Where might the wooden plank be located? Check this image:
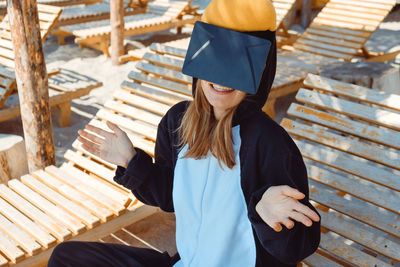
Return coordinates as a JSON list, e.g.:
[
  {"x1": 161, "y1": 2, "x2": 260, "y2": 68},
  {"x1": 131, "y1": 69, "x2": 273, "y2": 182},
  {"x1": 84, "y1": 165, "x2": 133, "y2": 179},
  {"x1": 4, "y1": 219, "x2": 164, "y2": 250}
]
[
  {"x1": 295, "y1": 39, "x2": 356, "y2": 55},
  {"x1": 59, "y1": 164, "x2": 131, "y2": 207},
  {"x1": 305, "y1": 159, "x2": 400, "y2": 213},
  {"x1": 63, "y1": 149, "x2": 119, "y2": 184},
  {"x1": 0, "y1": 184, "x2": 72, "y2": 242},
  {"x1": 303, "y1": 252, "x2": 342, "y2": 267},
  {"x1": 113, "y1": 89, "x2": 170, "y2": 116},
  {"x1": 0, "y1": 229, "x2": 25, "y2": 264},
  {"x1": 293, "y1": 43, "x2": 353, "y2": 59},
  {"x1": 149, "y1": 42, "x2": 187, "y2": 58},
  {"x1": 309, "y1": 181, "x2": 400, "y2": 237},
  {"x1": 0, "y1": 195, "x2": 56, "y2": 248},
  {"x1": 317, "y1": 13, "x2": 381, "y2": 28},
  {"x1": 301, "y1": 33, "x2": 361, "y2": 49},
  {"x1": 120, "y1": 80, "x2": 190, "y2": 106},
  {"x1": 128, "y1": 71, "x2": 191, "y2": 96},
  {"x1": 105, "y1": 100, "x2": 162, "y2": 127},
  {"x1": 21, "y1": 174, "x2": 100, "y2": 229},
  {"x1": 143, "y1": 52, "x2": 184, "y2": 71},
  {"x1": 319, "y1": 231, "x2": 392, "y2": 267},
  {"x1": 329, "y1": 0, "x2": 394, "y2": 10},
  {"x1": 306, "y1": 28, "x2": 365, "y2": 43},
  {"x1": 303, "y1": 73, "x2": 400, "y2": 112},
  {"x1": 325, "y1": 2, "x2": 388, "y2": 16},
  {"x1": 294, "y1": 139, "x2": 400, "y2": 191},
  {"x1": 0, "y1": 254, "x2": 8, "y2": 267},
  {"x1": 0, "y1": 213, "x2": 41, "y2": 256},
  {"x1": 287, "y1": 104, "x2": 400, "y2": 150},
  {"x1": 136, "y1": 61, "x2": 191, "y2": 84},
  {"x1": 319, "y1": 209, "x2": 400, "y2": 261},
  {"x1": 96, "y1": 109, "x2": 157, "y2": 141},
  {"x1": 322, "y1": 7, "x2": 384, "y2": 21},
  {"x1": 296, "y1": 88, "x2": 400, "y2": 131},
  {"x1": 282, "y1": 118, "x2": 400, "y2": 170},
  {"x1": 309, "y1": 24, "x2": 370, "y2": 38},
  {"x1": 8, "y1": 179, "x2": 86, "y2": 235},
  {"x1": 45, "y1": 166, "x2": 126, "y2": 216},
  {"x1": 32, "y1": 169, "x2": 114, "y2": 223},
  {"x1": 313, "y1": 18, "x2": 375, "y2": 32}
]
